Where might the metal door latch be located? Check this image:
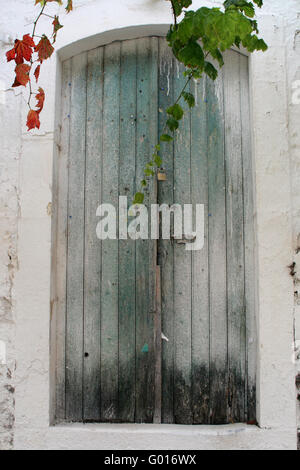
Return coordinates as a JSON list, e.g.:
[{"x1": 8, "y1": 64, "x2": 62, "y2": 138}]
[{"x1": 171, "y1": 235, "x2": 196, "y2": 244}]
